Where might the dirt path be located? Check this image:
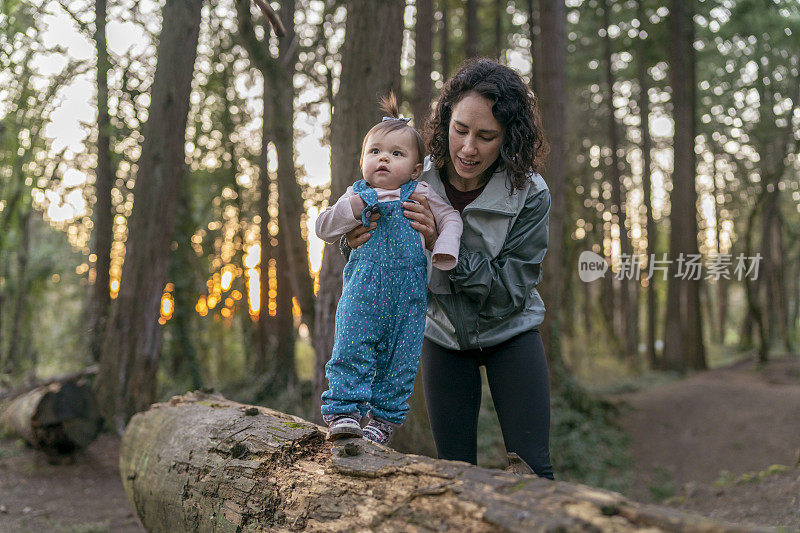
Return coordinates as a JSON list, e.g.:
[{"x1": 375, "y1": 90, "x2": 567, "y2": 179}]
[
  {"x1": 0, "y1": 434, "x2": 144, "y2": 532},
  {"x1": 616, "y1": 356, "x2": 800, "y2": 529}
]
